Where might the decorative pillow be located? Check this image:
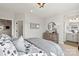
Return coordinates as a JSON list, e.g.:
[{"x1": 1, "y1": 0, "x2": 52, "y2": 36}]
[
  {"x1": 13, "y1": 36, "x2": 26, "y2": 52},
  {"x1": 0, "y1": 40, "x2": 18, "y2": 56}
]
